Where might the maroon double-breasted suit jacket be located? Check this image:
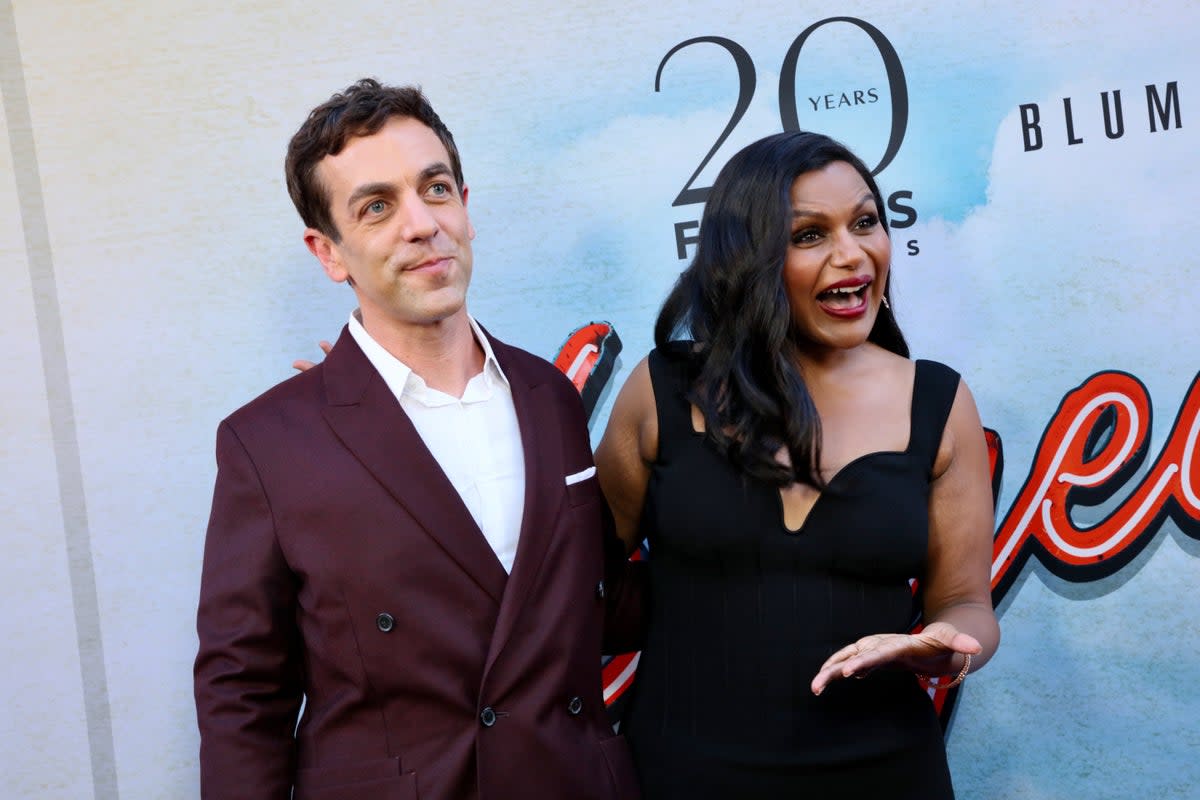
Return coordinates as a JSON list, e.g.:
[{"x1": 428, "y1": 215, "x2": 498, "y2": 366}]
[{"x1": 194, "y1": 326, "x2": 641, "y2": 799}]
